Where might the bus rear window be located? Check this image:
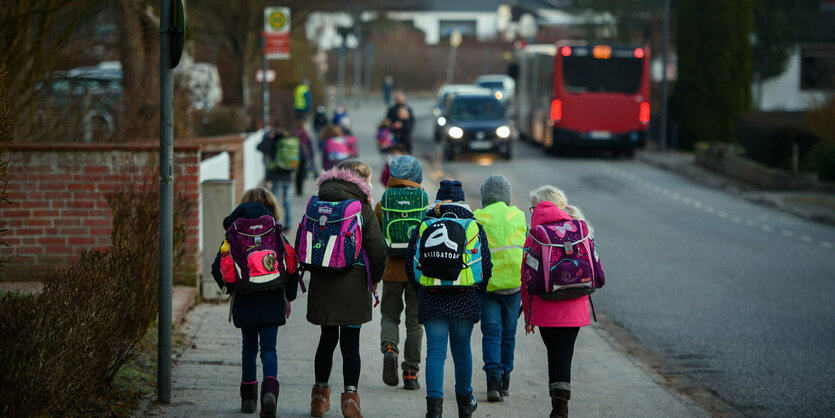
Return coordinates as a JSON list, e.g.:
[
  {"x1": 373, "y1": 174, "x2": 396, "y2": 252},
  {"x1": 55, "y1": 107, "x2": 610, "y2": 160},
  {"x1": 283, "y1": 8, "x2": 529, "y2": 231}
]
[{"x1": 562, "y1": 55, "x2": 643, "y2": 94}]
